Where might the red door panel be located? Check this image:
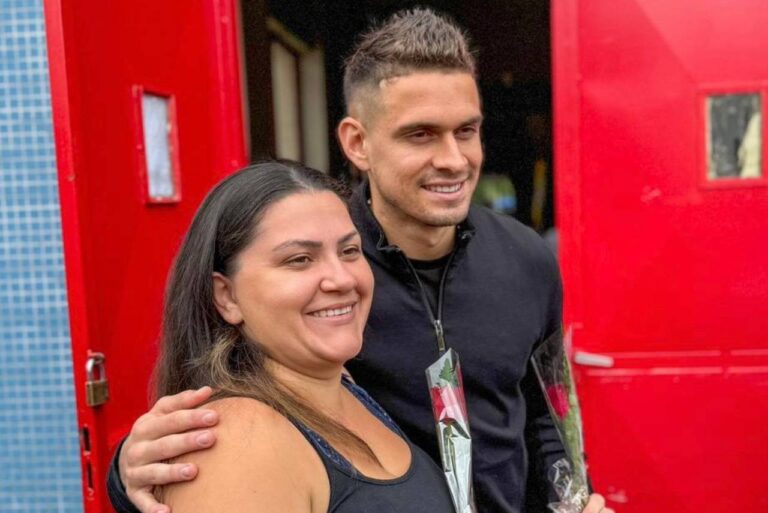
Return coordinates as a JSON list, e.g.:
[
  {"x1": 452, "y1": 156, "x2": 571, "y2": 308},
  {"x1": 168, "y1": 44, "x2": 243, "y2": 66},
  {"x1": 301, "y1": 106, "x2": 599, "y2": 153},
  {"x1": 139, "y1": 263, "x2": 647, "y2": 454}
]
[
  {"x1": 554, "y1": 1, "x2": 768, "y2": 511},
  {"x1": 45, "y1": 0, "x2": 247, "y2": 510}
]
